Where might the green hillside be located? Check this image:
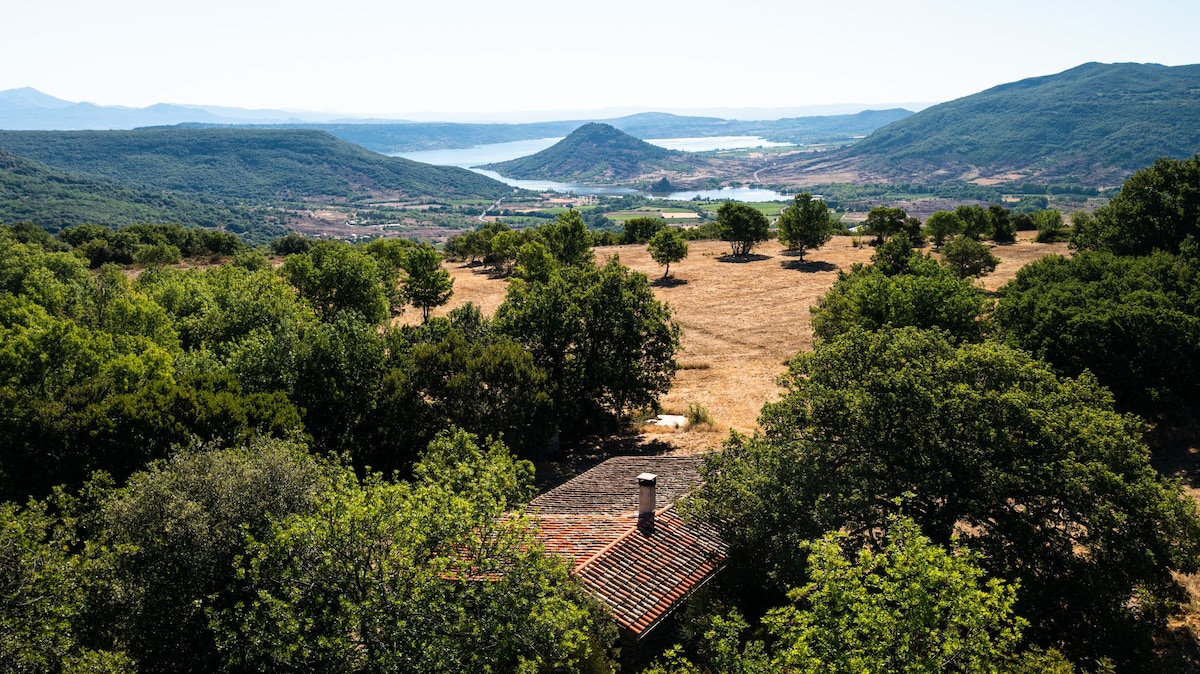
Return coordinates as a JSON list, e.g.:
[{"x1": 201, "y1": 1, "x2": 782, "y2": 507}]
[
  {"x1": 483, "y1": 122, "x2": 695, "y2": 181},
  {"x1": 0, "y1": 128, "x2": 513, "y2": 202},
  {"x1": 0, "y1": 149, "x2": 277, "y2": 236},
  {"x1": 843, "y1": 62, "x2": 1200, "y2": 185}
]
